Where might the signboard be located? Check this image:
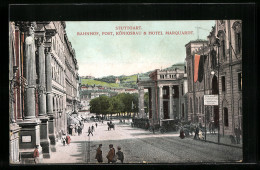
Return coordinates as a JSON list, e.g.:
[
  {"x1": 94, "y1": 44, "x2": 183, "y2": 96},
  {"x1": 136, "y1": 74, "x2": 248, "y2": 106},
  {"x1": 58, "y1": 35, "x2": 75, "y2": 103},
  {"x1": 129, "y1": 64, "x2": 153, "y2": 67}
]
[
  {"x1": 22, "y1": 136, "x2": 32, "y2": 143},
  {"x1": 204, "y1": 95, "x2": 218, "y2": 106}
]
